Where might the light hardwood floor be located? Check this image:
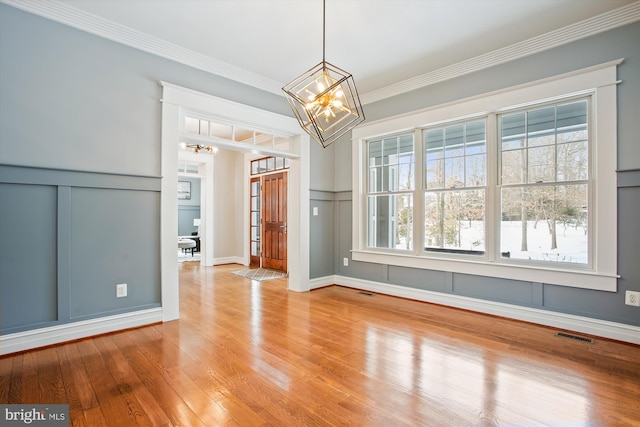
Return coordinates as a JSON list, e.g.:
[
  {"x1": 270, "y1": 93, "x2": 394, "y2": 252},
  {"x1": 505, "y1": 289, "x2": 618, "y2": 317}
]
[{"x1": 2, "y1": 262, "x2": 639, "y2": 426}]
